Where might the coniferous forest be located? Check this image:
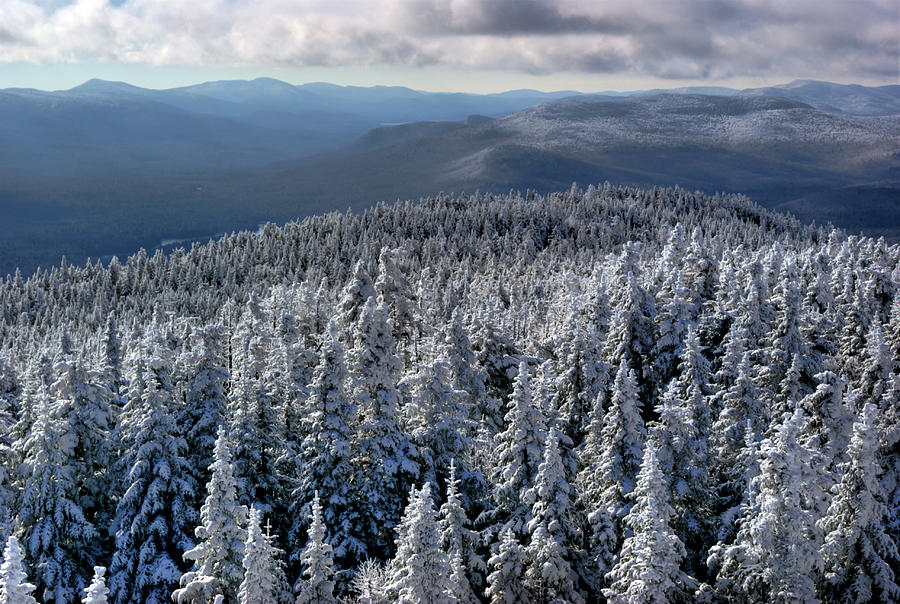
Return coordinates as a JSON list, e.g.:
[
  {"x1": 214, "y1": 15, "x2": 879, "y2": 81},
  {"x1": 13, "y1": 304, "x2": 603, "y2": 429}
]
[{"x1": 0, "y1": 184, "x2": 898, "y2": 603}]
